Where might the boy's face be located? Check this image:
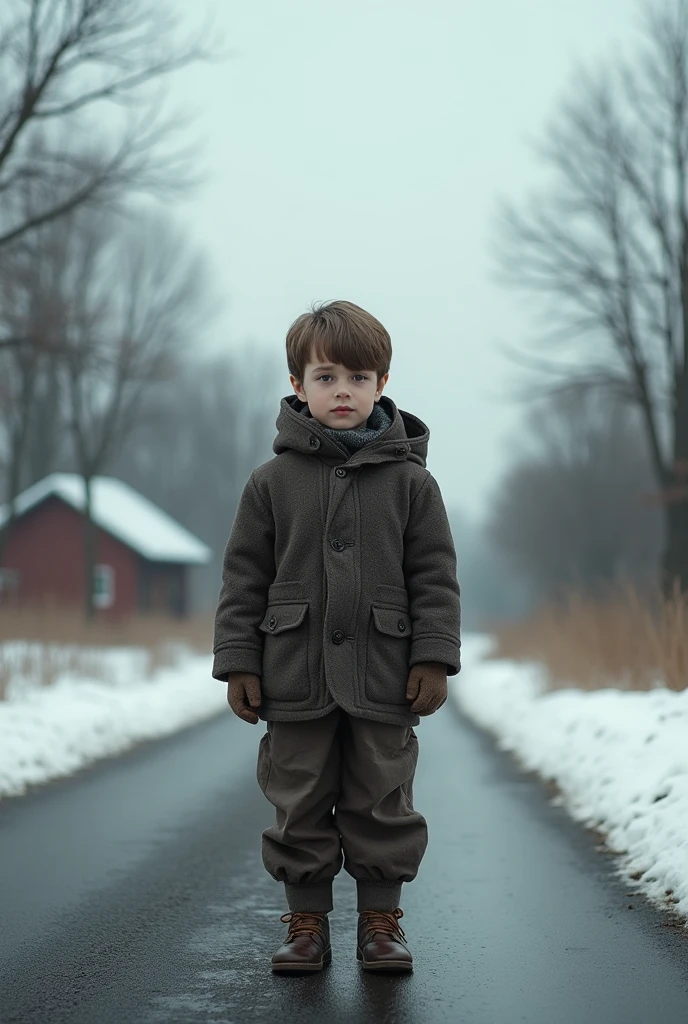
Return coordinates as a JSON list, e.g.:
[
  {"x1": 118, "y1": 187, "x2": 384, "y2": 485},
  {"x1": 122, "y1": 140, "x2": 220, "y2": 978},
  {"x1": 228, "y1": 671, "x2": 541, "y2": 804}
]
[{"x1": 290, "y1": 350, "x2": 389, "y2": 430}]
